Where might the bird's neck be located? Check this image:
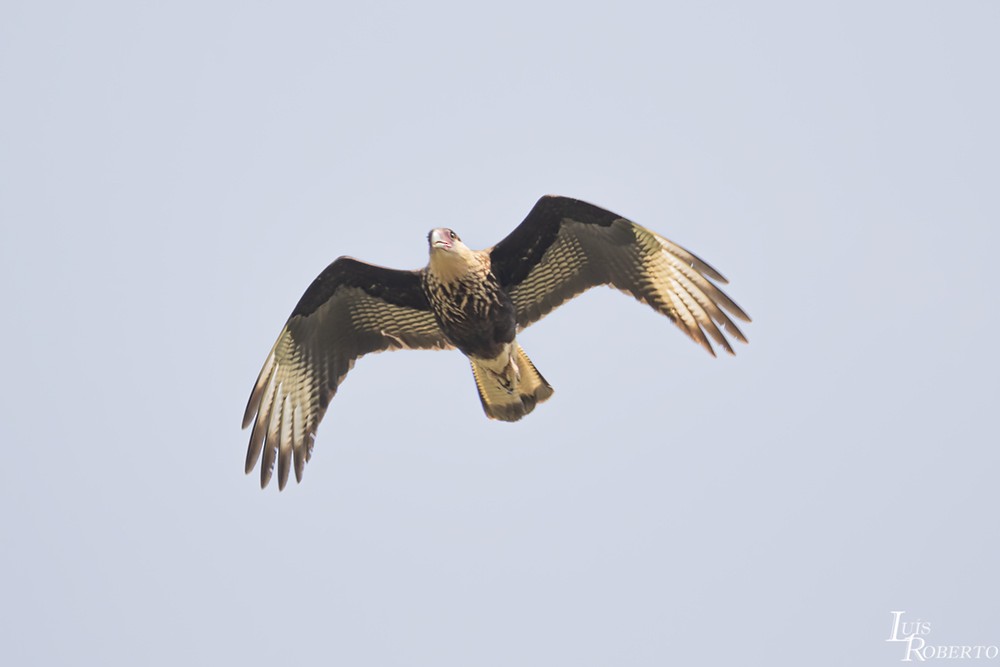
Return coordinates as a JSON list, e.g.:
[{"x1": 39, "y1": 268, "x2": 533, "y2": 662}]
[{"x1": 428, "y1": 247, "x2": 487, "y2": 284}]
